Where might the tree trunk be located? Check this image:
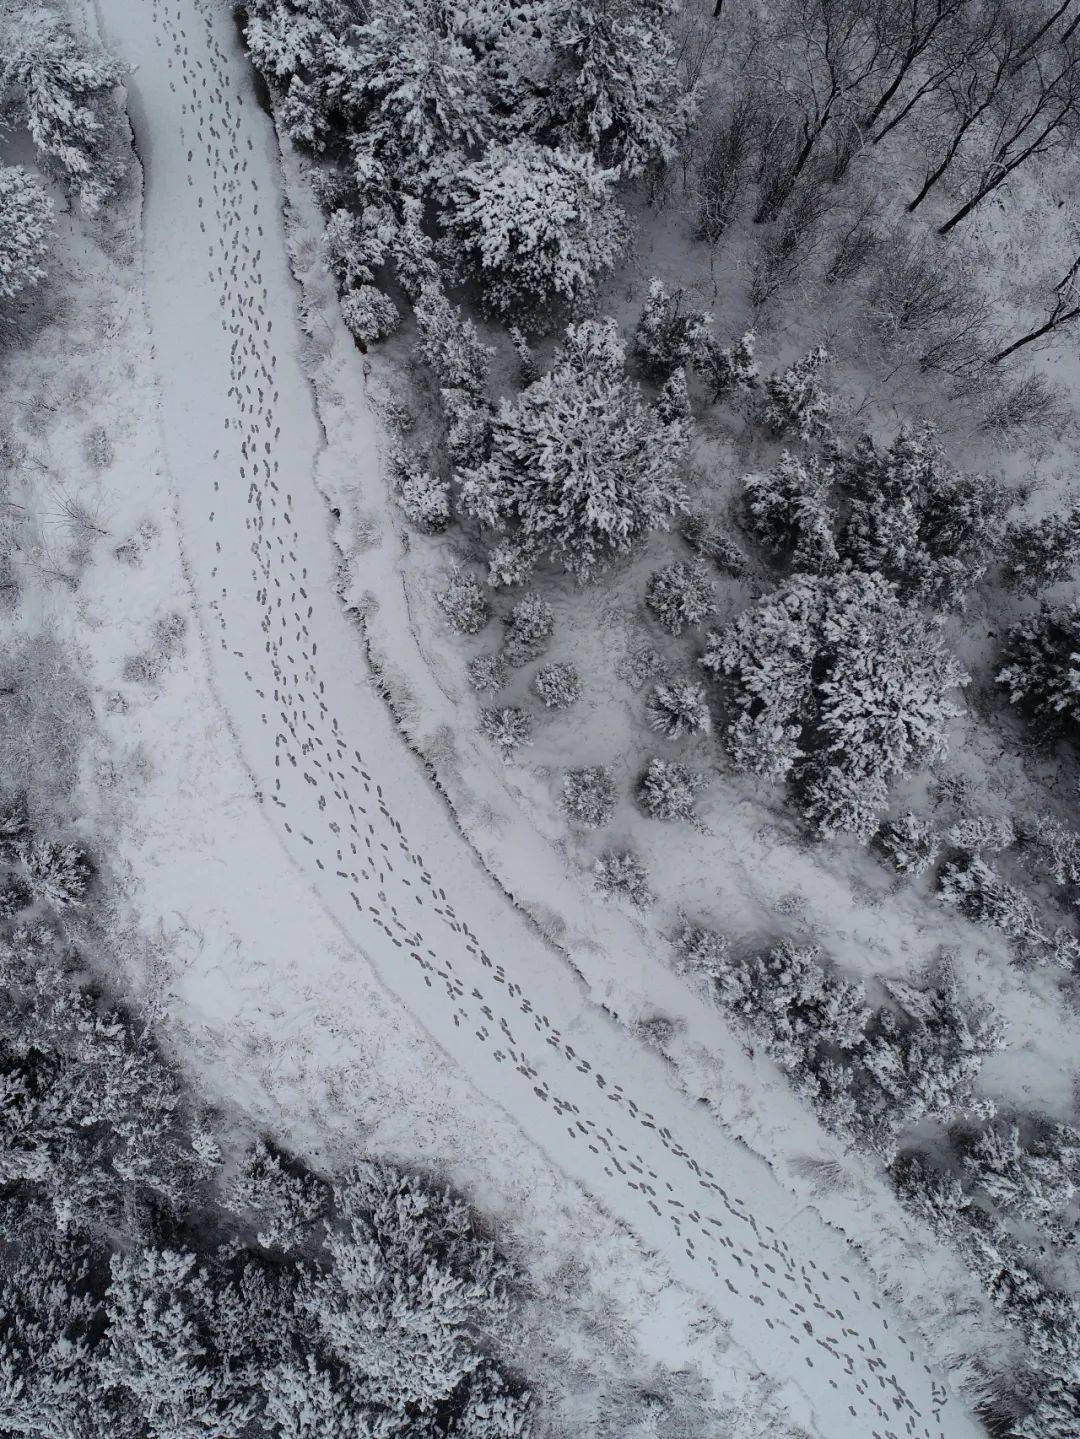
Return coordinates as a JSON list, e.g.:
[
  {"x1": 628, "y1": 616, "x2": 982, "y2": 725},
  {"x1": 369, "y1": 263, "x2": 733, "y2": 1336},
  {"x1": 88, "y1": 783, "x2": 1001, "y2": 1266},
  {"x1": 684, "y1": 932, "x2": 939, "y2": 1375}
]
[{"x1": 990, "y1": 305, "x2": 1080, "y2": 361}]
